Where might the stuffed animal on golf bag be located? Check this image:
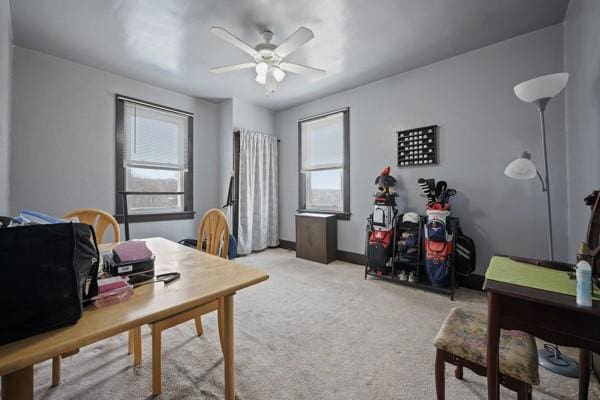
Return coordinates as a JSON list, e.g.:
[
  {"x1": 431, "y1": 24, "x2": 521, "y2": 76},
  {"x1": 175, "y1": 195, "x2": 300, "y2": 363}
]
[{"x1": 367, "y1": 167, "x2": 399, "y2": 272}]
